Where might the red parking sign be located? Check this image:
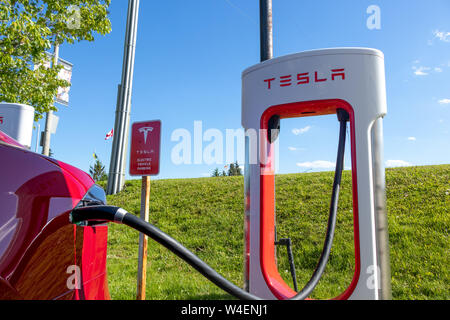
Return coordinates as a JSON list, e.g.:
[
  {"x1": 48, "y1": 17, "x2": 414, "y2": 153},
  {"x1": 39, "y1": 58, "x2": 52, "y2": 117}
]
[{"x1": 129, "y1": 120, "x2": 161, "y2": 176}]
